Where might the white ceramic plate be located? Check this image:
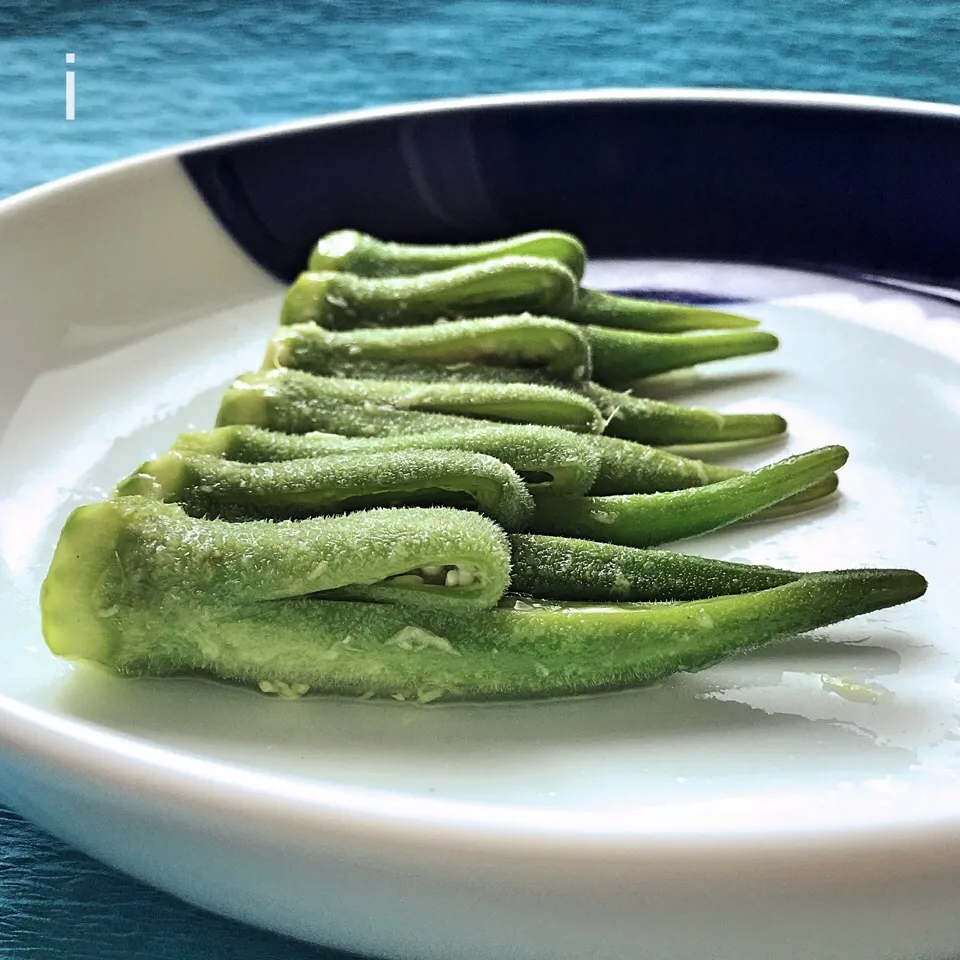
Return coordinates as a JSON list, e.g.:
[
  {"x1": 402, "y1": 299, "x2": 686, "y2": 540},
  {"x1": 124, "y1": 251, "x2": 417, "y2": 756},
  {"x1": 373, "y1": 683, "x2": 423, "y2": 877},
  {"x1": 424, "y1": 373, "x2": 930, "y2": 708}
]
[{"x1": 1, "y1": 92, "x2": 959, "y2": 960}]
